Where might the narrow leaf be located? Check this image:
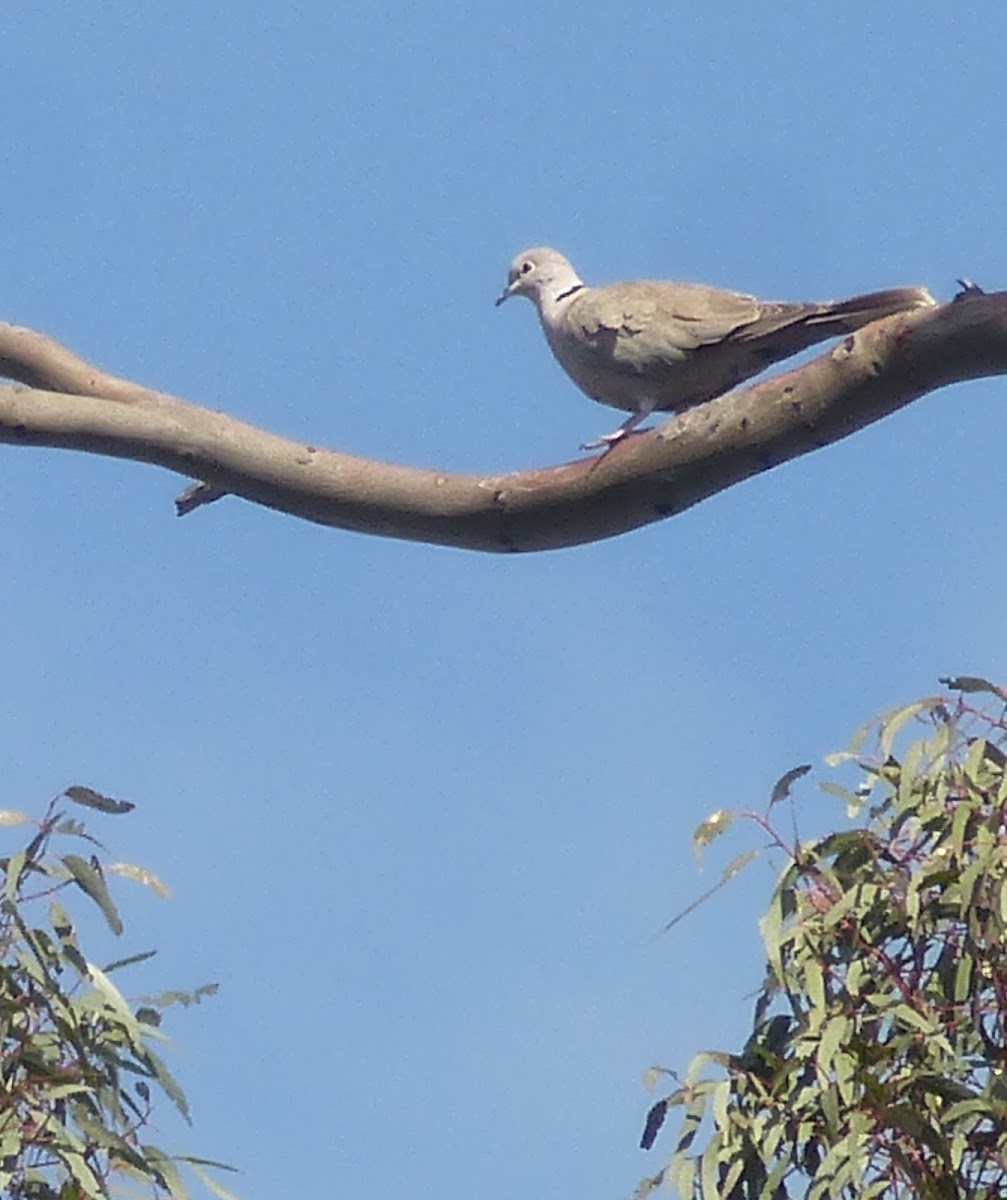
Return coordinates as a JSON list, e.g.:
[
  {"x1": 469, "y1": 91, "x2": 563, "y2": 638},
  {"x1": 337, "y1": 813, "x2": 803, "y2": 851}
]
[
  {"x1": 142, "y1": 1043, "x2": 192, "y2": 1124},
  {"x1": 107, "y1": 860, "x2": 170, "y2": 897},
  {"x1": 939, "y1": 675, "x2": 1007, "y2": 700},
  {"x1": 877, "y1": 699, "x2": 936, "y2": 759},
  {"x1": 720, "y1": 850, "x2": 759, "y2": 884},
  {"x1": 769, "y1": 764, "x2": 811, "y2": 807},
  {"x1": 86, "y1": 962, "x2": 145, "y2": 1047},
  {"x1": 49, "y1": 901, "x2": 90, "y2": 979},
  {"x1": 640, "y1": 1099, "x2": 668, "y2": 1150},
  {"x1": 140, "y1": 983, "x2": 219, "y2": 1009},
  {"x1": 185, "y1": 1159, "x2": 242, "y2": 1200},
  {"x1": 632, "y1": 1169, "x2": 666, "y2": 1200},
  {"x1": 62, "y1": 854, "x2": 123, "y2": 935},
  {"x1": 693, "y1": 809, "x2": 734, "y2": 859},
  {"x1": 103, "y1": 949, "x2": 158, "y2": 974},
  {"x1": 142, "y1": 1144, "x2": 189, "y2": 1199},
  {"x1": 174, "y1": 1155, "x2": 240, "y2": 1173},
  {"x1": 642, "y1": 1066, "x2": 671, "y2": 1092},
  {"x1": 5, "y1": 849, "x2": 26, "y2": 902},
  {"x1": 817, "y1": 780, "x2": 865, "y2": 818},
  {"x1": 64, "y1": 785, "x2": 135, "y2": 814},
  {"x1": 699, "y1": 1139, "x2": 720, "y2": 1200}
]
